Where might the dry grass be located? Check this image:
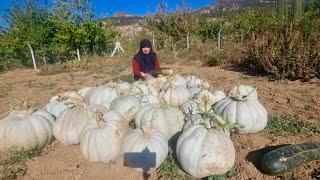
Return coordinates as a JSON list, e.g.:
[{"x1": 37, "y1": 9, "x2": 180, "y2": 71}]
[
  {"x1": 38, "y1": 53, "x2": 132, "y2": 77},
  {"x1": 33, "y1": 34, "x2": 241, "y2": 76},
  {"x1": 0, "y1": 150, "x2": 42, "y2": 179},
  {"x1": 0, "y1": 86, "x2": 12, "y2": 98},
  {"x1": 38, "y1": 64, "x2": 73, "y2": 76}
]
